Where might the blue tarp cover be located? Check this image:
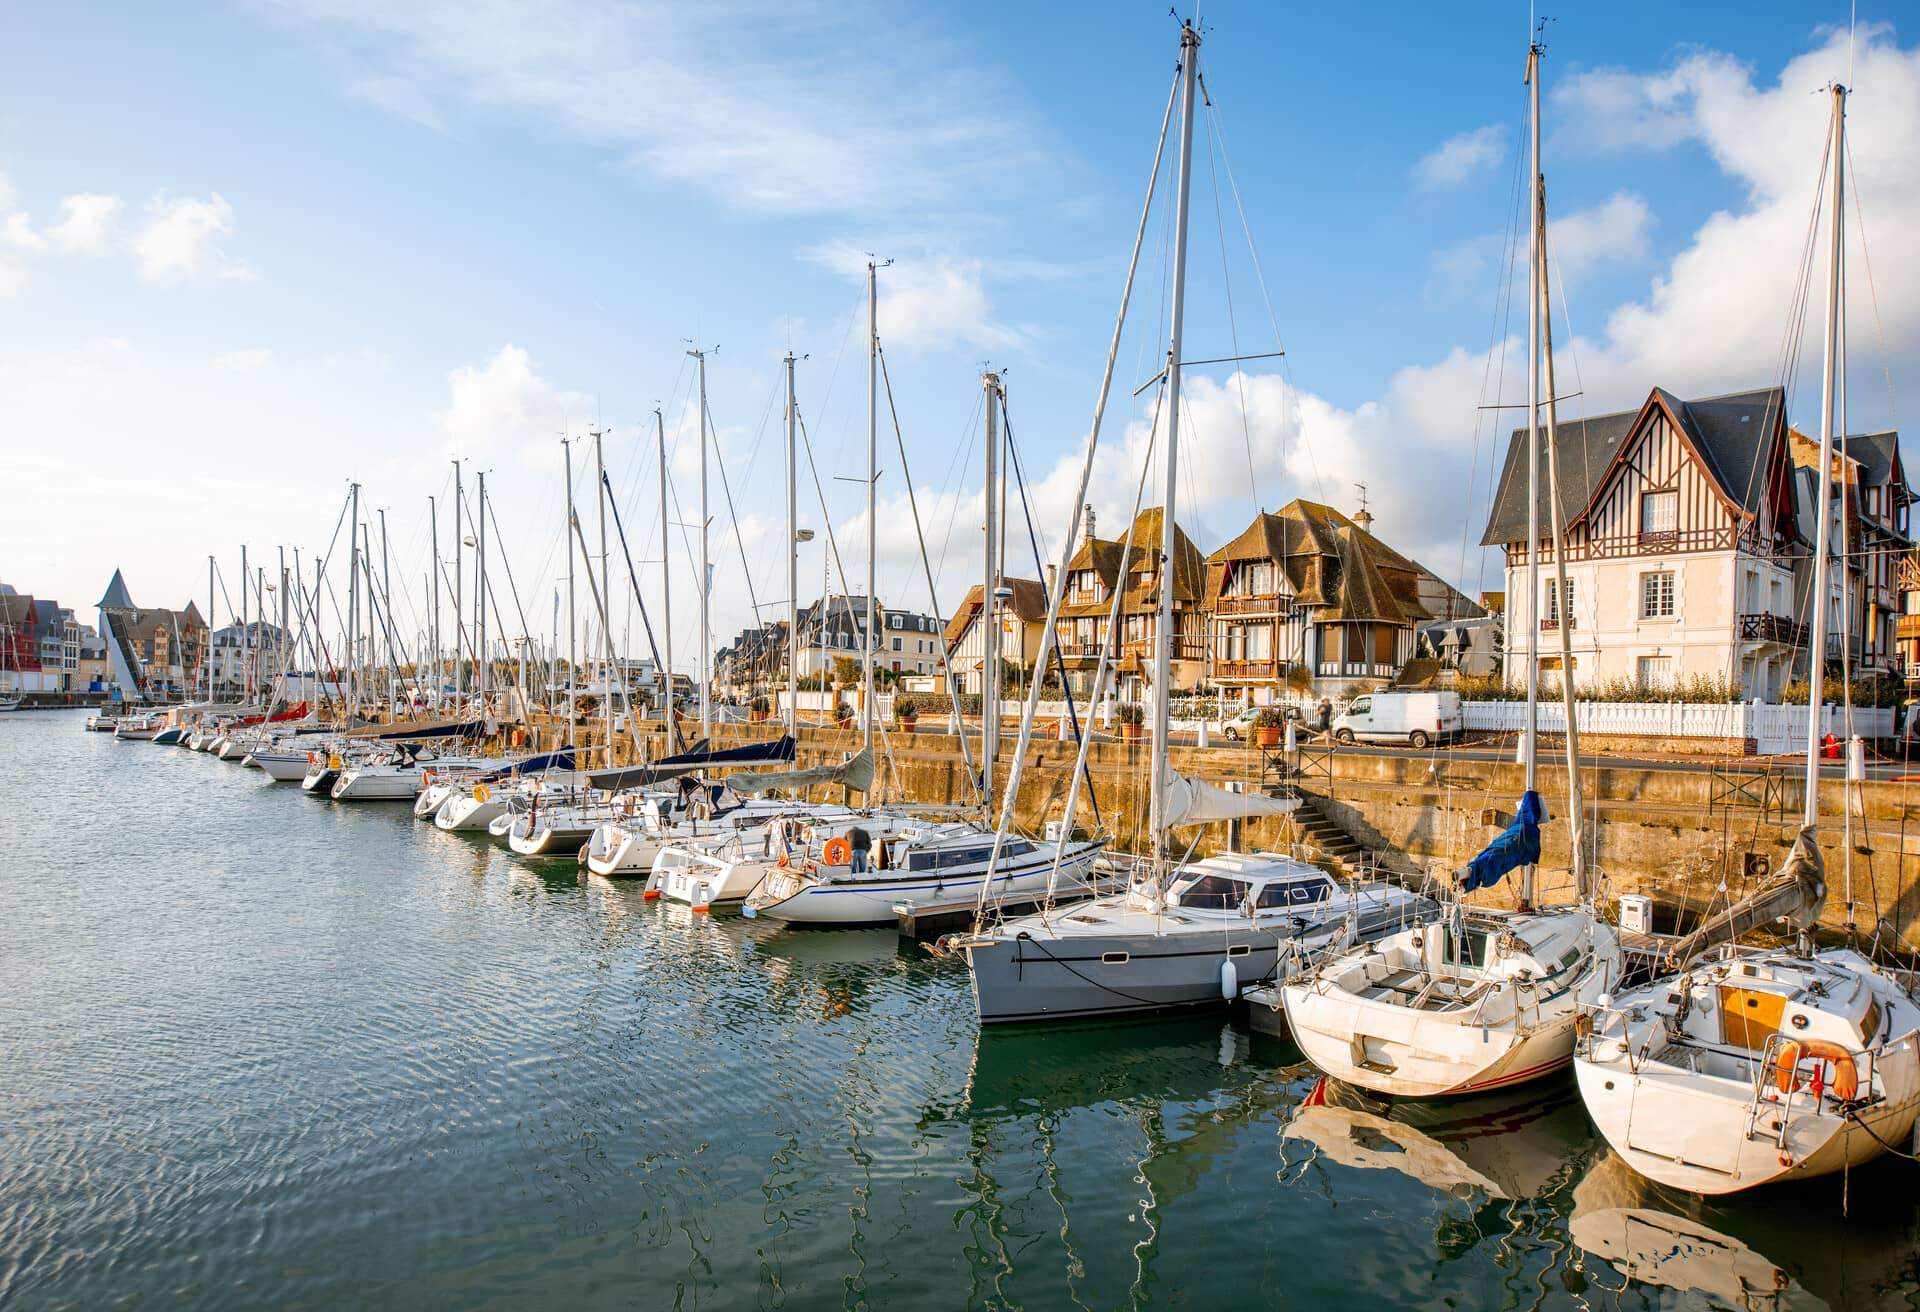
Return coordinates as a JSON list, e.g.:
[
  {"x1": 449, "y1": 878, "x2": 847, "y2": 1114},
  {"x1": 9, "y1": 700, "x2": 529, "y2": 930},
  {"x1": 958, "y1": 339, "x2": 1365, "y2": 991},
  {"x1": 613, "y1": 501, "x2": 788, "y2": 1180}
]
[{"x1": 1458, "y1": 790, "x2": 1546, "y2": 892}]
